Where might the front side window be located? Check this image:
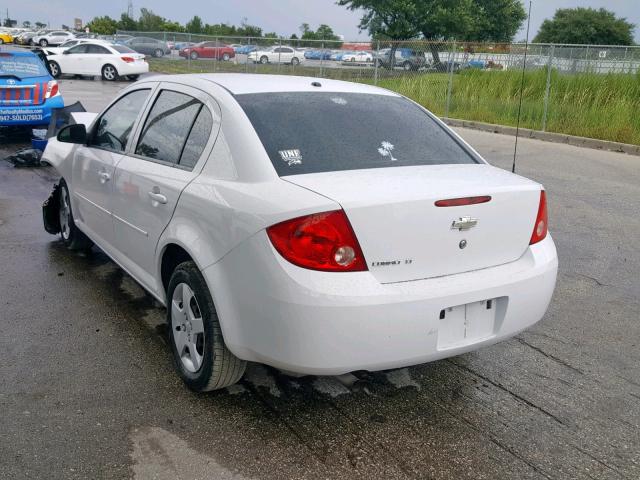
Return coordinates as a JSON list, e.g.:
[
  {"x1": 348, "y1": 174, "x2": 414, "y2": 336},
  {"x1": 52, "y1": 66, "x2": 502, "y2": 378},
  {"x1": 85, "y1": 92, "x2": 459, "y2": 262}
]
[
  {"x1": 91, "y1": 89, "x2": 150, "y2": 152},
  {"x1": 135, "y1": 90, "x2": 202, "y2": 165},
  {"x1": 236, "y1": 92, "x2": 477, "y2": 176}
]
